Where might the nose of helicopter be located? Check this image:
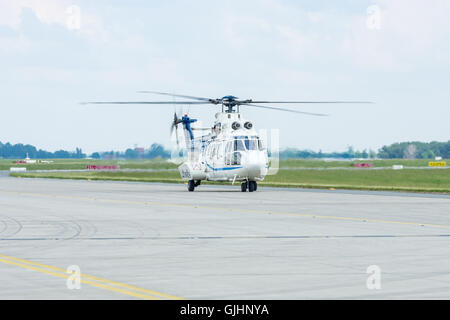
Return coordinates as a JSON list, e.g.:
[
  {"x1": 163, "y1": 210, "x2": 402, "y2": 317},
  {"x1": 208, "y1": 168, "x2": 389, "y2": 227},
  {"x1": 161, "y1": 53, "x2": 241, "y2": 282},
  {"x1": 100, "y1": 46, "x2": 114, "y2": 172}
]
[
  {"x1": 246, "y1": 163, "x2": 262, "y2": 179},
  {"x1": 244, "y1": 152, "x2": 266, "y2": 179}
]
